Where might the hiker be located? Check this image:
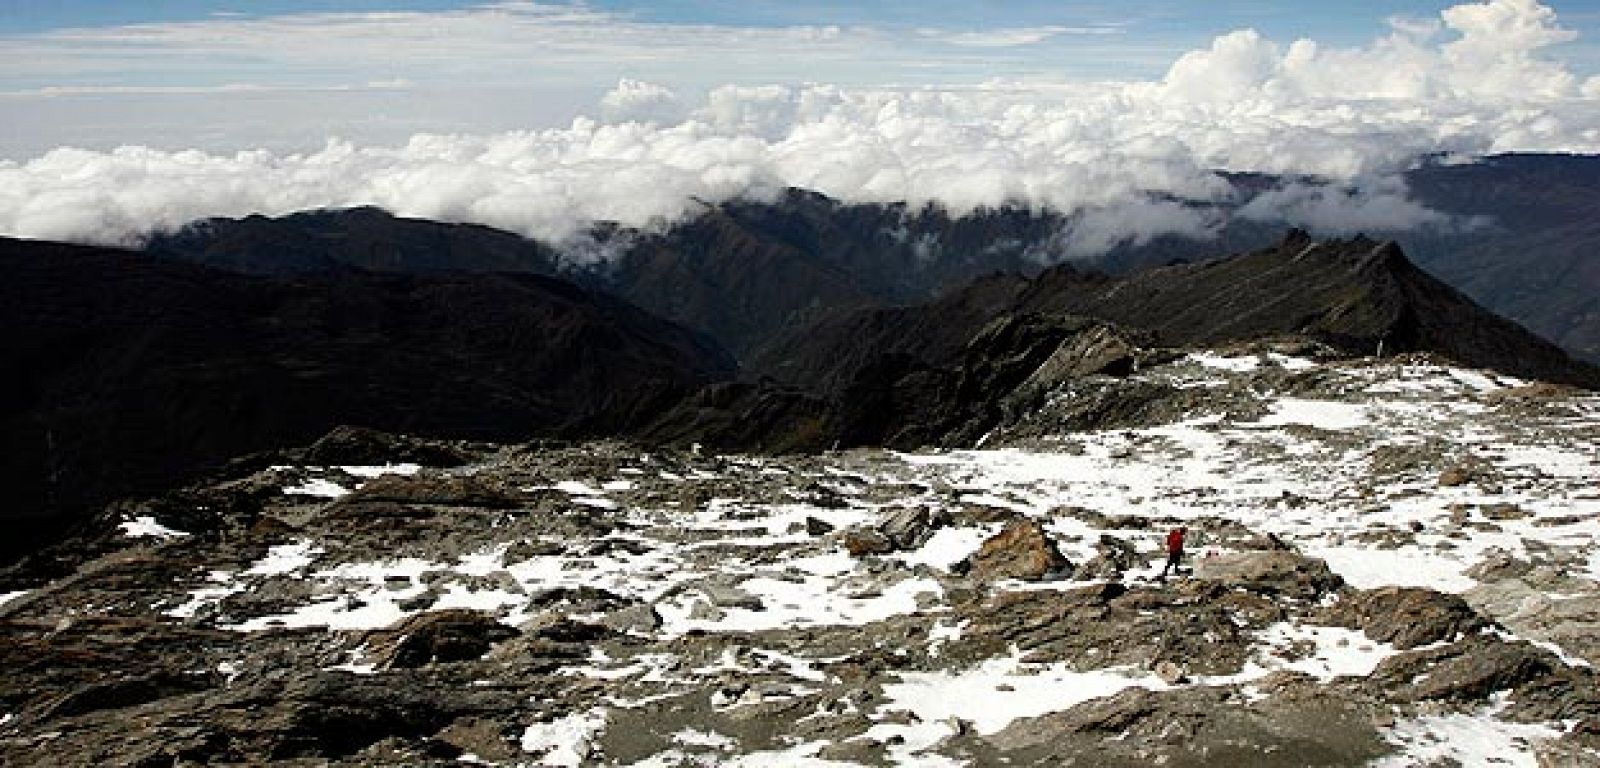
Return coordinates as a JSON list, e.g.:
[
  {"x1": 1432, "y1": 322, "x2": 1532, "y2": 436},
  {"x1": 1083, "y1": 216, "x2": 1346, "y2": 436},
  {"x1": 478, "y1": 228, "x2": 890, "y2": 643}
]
[{"x1": 1158, "y1": 525, "x2": 1187, "y2": 580}]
